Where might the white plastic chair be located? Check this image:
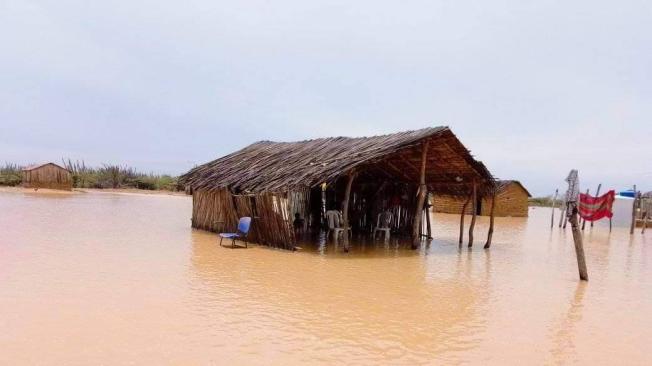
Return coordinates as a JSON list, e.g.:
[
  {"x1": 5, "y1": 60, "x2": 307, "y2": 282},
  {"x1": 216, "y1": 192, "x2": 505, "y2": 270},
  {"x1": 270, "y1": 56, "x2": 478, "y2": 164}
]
[
  {"x1": 325, "y1": 210, "x2": 351, "y2": 240},
  {"x1": 373, "y1": 211, "x2": 392, "y2": 240}
]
